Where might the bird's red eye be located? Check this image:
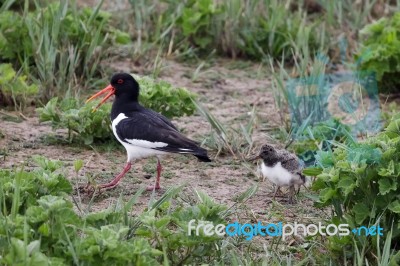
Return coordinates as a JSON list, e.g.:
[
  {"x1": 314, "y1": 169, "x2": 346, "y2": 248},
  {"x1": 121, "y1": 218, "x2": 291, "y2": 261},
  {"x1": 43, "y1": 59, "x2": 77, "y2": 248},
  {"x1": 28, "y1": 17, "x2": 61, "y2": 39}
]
[{"x1": 117, "y1": 79, "x2": 124, "y2": 84}]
